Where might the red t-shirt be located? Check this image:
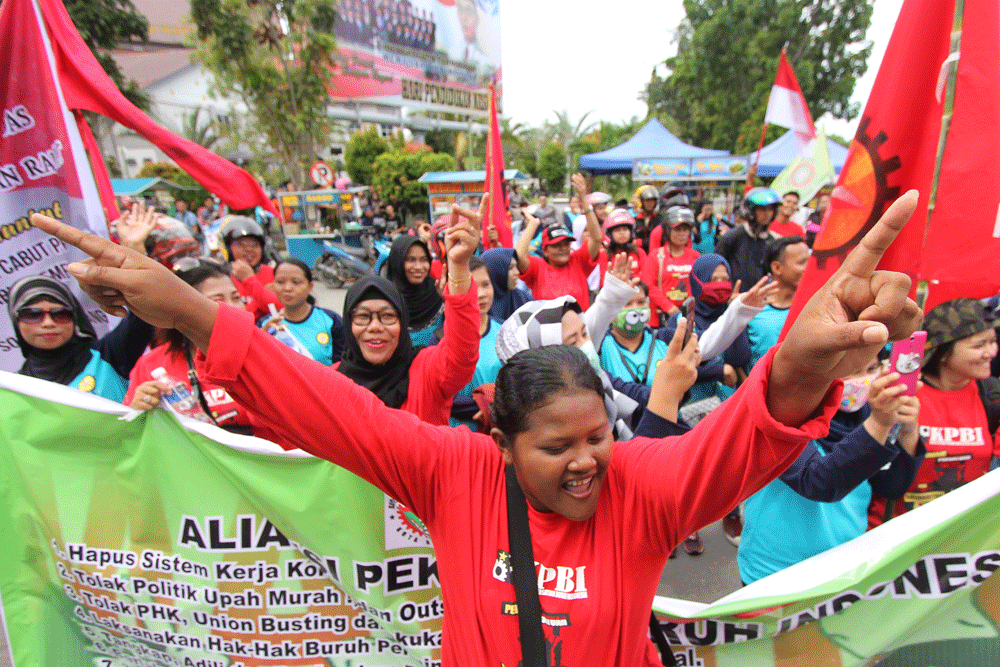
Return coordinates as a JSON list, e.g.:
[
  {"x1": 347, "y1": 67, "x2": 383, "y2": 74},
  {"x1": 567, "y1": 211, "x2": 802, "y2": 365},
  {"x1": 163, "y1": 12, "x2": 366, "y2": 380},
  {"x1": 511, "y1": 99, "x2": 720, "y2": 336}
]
[
  {"x1": 521, "y1": 244, "x2": 598, "y2": 310},
  {"x1": 868, "y1": 381, "x2": 998, "y2": 527},
  {"x1": 769, "y1": 220, "x2": 805, "y2": 238},
  {"x1": 641, "y1": 245, "x2": 700, "y2": 326},
  {"x1": 202, "y1": 315, "x2": 840, "y2": 667},
  {"x1": 232, "y1": 266, "x2": 281, "y2": 322},
  {"x1": 597, "y1": 247, "x2": 646, "y2": 287}
]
